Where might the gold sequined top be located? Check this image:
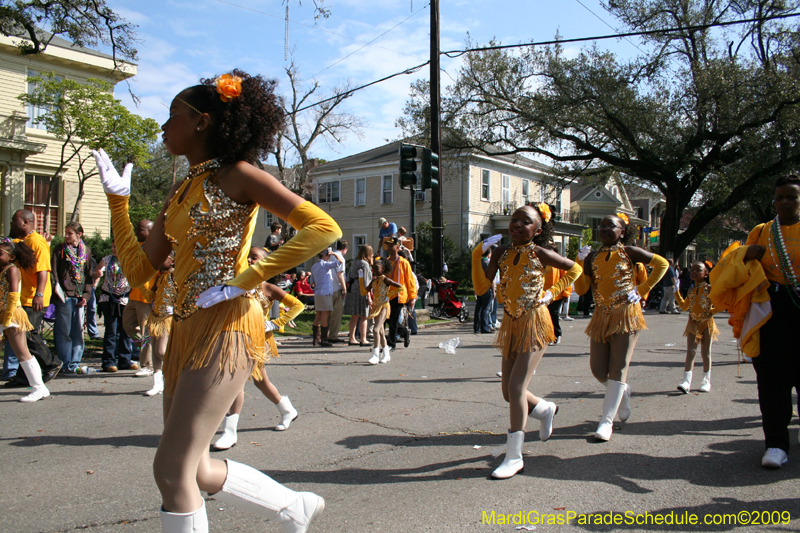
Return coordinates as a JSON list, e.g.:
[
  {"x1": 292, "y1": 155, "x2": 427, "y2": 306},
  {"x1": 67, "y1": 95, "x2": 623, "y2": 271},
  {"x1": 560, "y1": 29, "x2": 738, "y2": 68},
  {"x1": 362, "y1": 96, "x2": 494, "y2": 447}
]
[
  {"x1": 0, "y1": 265, "x2": 15, "y2": 312},
  {"x1": 497, "y1": 242, "x2": 546, "y2": 319},
  {"x1": 590, "y1": 244, "x2": 636, "y2": 311},
  {"x1": 164, "y1": 170, "x2": 259, "y2": 321},
  {"x1": 151, "y1": 268, "x2": 177, "y2": 319},
  {"x1": 675, "y1": 282, "x2": 717, "y2": 323}
]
